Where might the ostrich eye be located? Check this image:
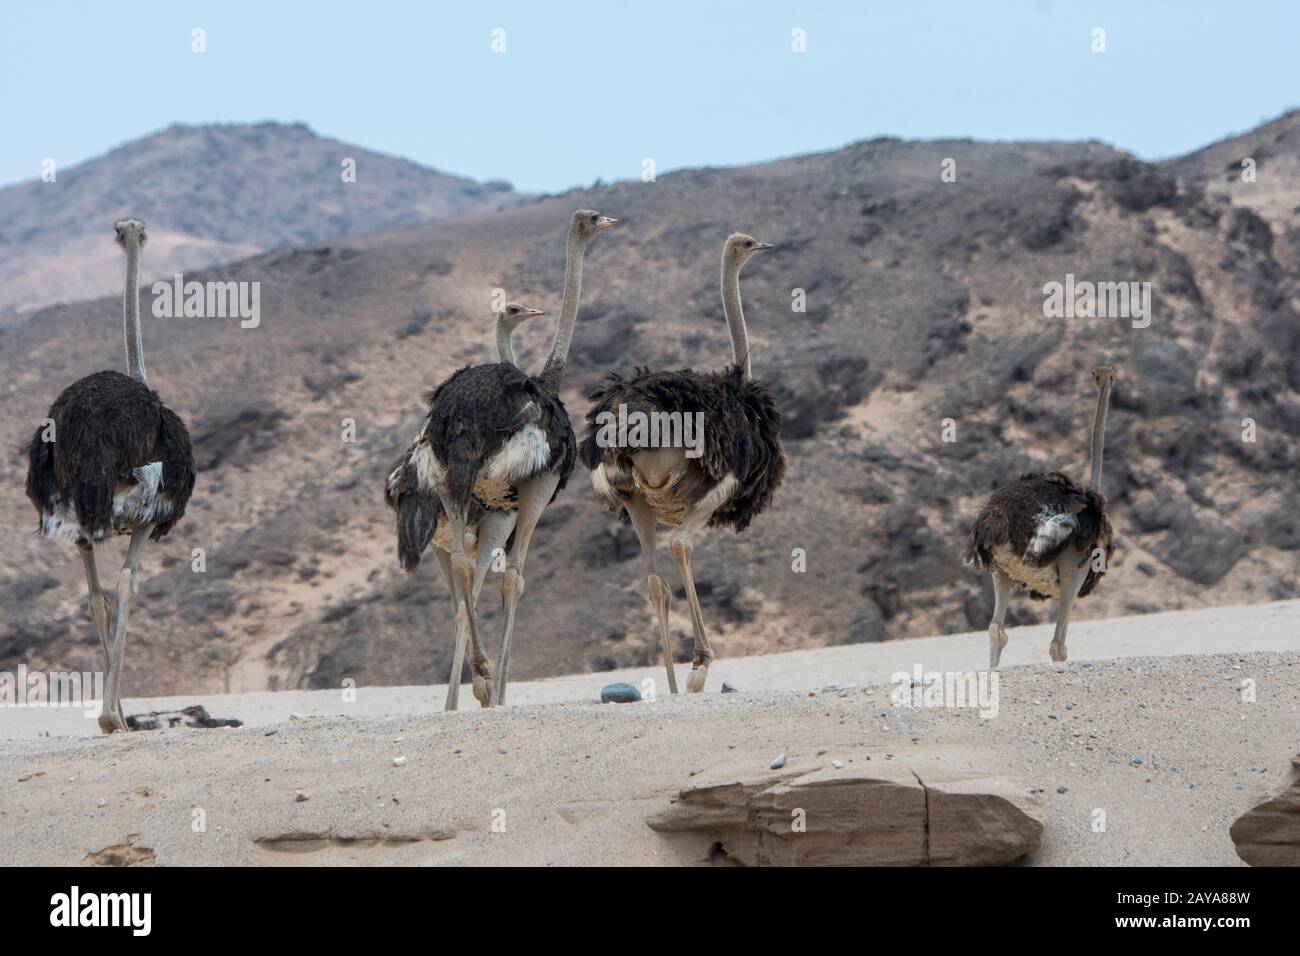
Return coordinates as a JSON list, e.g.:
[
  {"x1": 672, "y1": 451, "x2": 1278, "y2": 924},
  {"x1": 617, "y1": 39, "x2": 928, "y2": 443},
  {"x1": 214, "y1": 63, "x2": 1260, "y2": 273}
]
[
  {"x1": 745, "y1": 240, "x2": 754, "y2": 248},
  {"x1": 590, "y1": 215, "x2": 598, "y2": 223}
]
